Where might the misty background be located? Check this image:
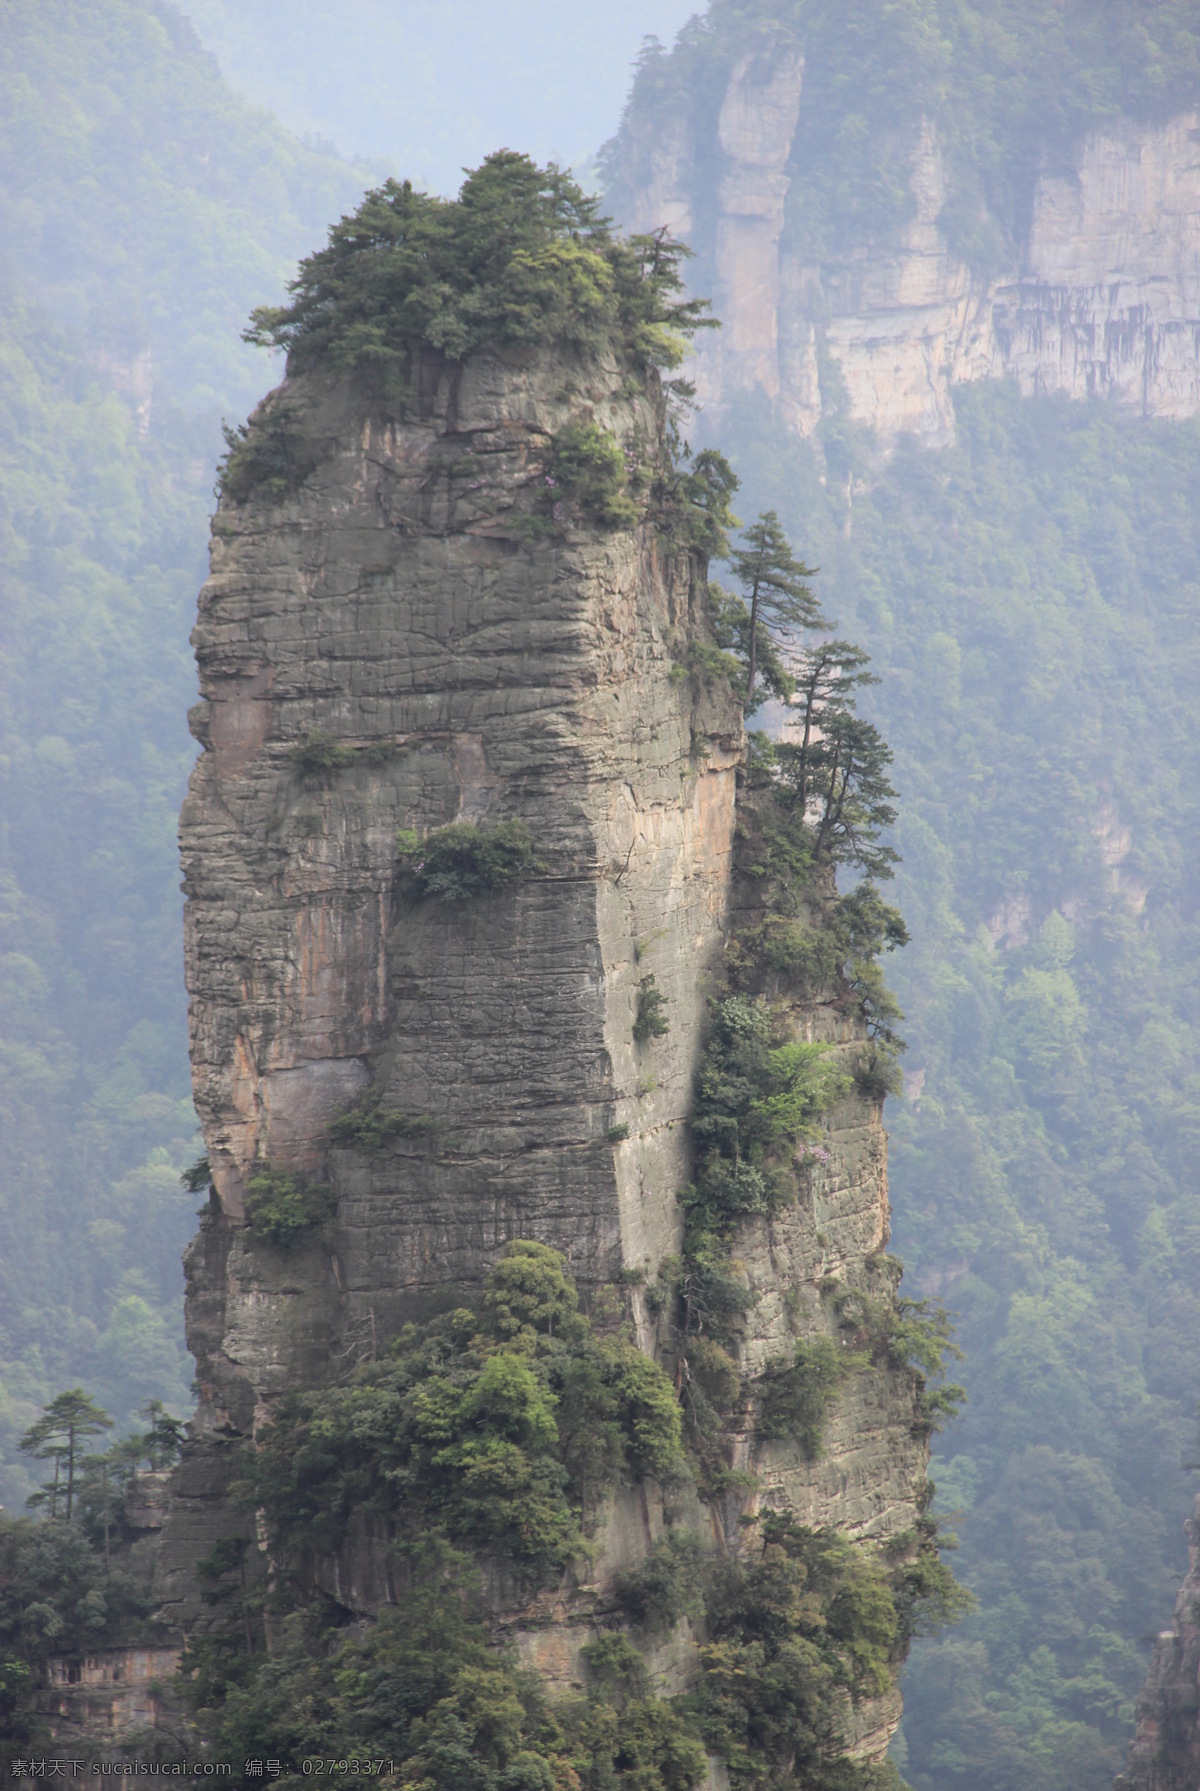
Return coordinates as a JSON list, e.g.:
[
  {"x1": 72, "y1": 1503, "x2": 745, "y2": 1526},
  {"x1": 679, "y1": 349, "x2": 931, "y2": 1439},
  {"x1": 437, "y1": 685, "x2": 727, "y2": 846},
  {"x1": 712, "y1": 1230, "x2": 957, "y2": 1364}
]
[{"x1": 179, "y1": 0, "x2": 700, "y2": 190}]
